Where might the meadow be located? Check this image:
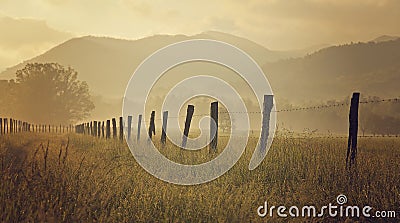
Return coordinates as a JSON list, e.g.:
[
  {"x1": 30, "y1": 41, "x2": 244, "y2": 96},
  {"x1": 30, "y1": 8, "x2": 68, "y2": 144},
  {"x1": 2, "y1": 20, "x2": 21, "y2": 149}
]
[{"x1": 1, "y1": 132, "x2": 399, "y2": 222}]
